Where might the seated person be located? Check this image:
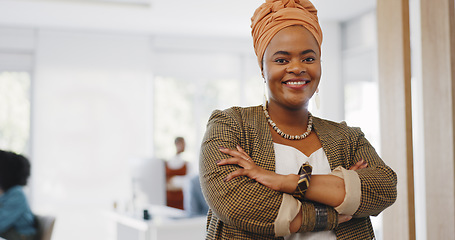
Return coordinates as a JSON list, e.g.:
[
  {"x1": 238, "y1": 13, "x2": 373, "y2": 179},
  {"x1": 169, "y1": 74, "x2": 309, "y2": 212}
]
[{"x1": 0, "y1": 150, "x2": 37, "y2": 240}]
